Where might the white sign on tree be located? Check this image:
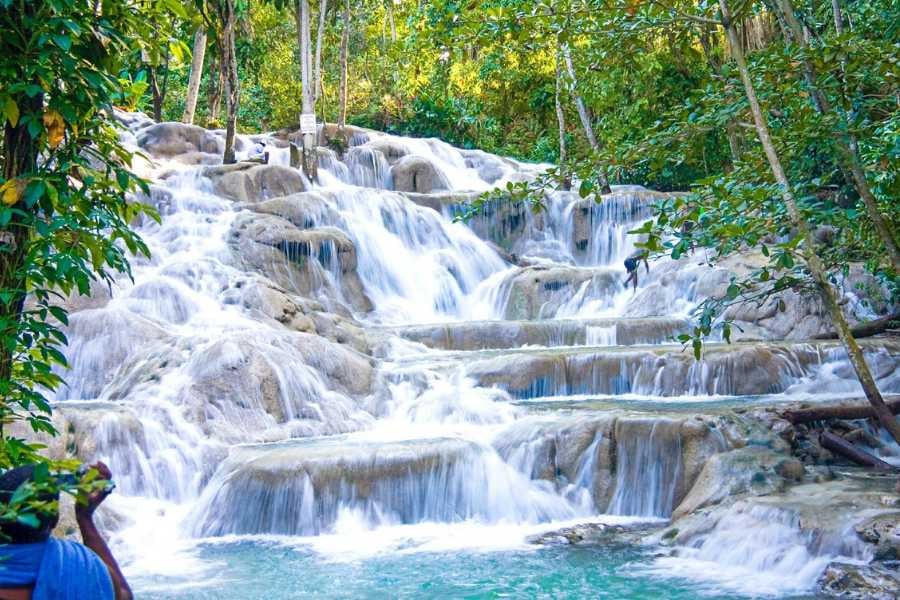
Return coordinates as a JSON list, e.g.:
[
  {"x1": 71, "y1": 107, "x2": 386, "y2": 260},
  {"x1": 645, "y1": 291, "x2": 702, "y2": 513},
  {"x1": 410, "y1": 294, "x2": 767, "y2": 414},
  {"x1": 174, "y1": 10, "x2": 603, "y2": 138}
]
[{"x1": 300, "y1": 113, "x2": 317, "y2": 135}]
